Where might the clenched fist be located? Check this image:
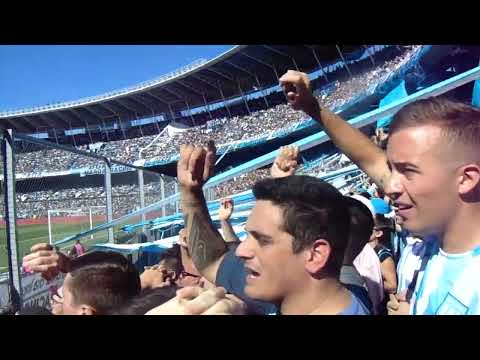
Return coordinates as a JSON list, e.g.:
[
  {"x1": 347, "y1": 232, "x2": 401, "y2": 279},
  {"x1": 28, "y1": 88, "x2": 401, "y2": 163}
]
[
  {"x1": 219, "y1": 198, "x2": 234, "y2": 221},
  {"x1": 271, "y1": 145, "x2": 300, "y2": 178},
  {"x1": 177, "y1": 141, "x2": 216, "y2": 192},
  {"x1": 279, "y1": 70, "x2": 319, "y2": 117}
]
